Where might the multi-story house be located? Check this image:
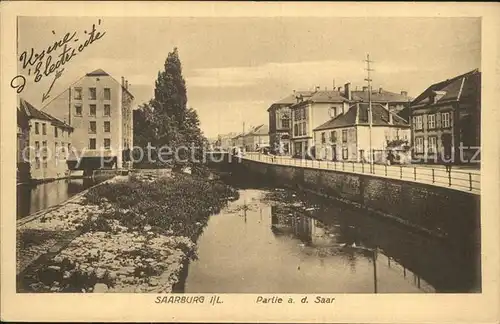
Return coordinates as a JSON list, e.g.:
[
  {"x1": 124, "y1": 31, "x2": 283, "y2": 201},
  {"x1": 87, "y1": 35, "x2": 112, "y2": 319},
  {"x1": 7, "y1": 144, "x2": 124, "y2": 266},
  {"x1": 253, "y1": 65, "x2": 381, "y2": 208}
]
[
  {"x1": 268, "y1": 91, "x2": 312, "y2": 155},
  {"x1": 42, "y1": 69, "x2": 134, "y2": 170},
  {"x1": 409, "y1": 69, "x2": 480, "y2": 164},
  {"x1": 18, "y1": 98, "x2": 74, "y2": 181},
  {"x1": 17, "y1": 105, "x2": 31, "y2": 183},
  {"x1": 243, "y1": 124, "x2": 270, "y2": 152},
  {"x1": 290, "y1": 86, "x2": 351, "y2": 157},
  {"x1": 352, "y1": 86, "x2": 411, "y2": 114},
  {"x1": 313, "y1": 102, "x2": 410, "y2": 162}
]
